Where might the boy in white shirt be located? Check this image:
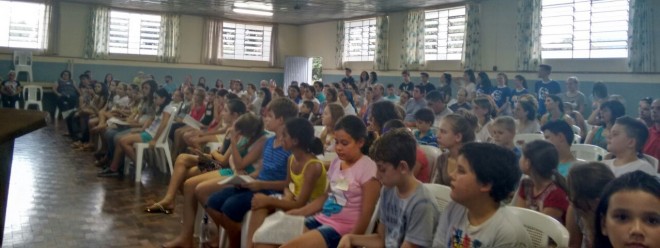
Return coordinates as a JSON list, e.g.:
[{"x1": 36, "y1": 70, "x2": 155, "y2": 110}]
[
  {"x1": 338, "y1": 129, "x2": 440, "y2": 248},
  {"x1": 602, "y1": 116, "x2": 655, "y2": 177},
  {"x1": 432, "y1": 142, "x2": 532, "y2": 248}
]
